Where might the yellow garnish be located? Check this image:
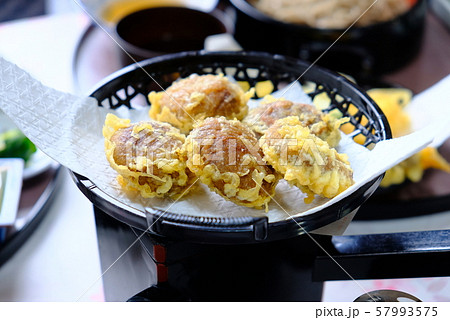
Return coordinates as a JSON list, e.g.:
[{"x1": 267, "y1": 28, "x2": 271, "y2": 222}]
[
  {"x1": 237, "y1": 81, "x2": 250, "y2": 92},
  {"x1": 363, "y1": 88, "x2": 449, "y2": 187},
  {"x1": 419, "y1": 147, "x2": 450, "y2": 172},
  {"x1": 368, "y1": 88, "x2": 413, "y2": 137},
  {"x1": 255, "y1": 80, "x2": 274, "y2": 98}
]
